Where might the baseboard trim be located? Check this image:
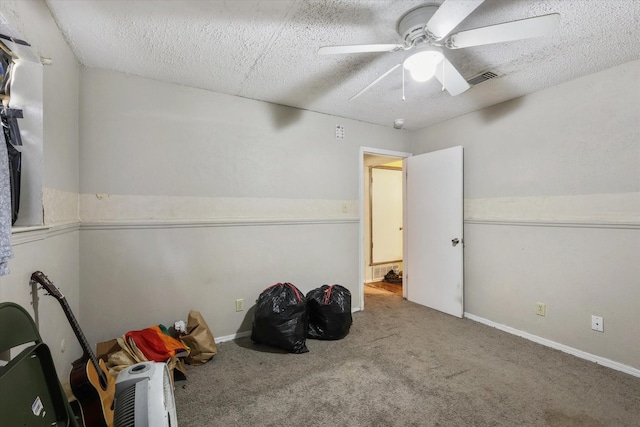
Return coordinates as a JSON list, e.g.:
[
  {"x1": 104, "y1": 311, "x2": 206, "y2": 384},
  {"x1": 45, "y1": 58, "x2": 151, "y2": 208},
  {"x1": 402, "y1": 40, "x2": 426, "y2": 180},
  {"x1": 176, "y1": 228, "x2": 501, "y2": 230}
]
[
  {"x1": 464, "y1": 312, "x2": 640, "y2": 378},
  {"x1": 215, "y1": 307, "x2": 362, "y2": 344},
  {"x1": 215, "y1": 330, "x2": 251, "y2": 344}
]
